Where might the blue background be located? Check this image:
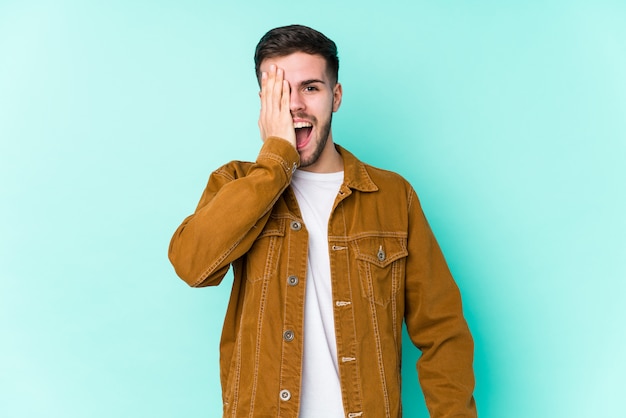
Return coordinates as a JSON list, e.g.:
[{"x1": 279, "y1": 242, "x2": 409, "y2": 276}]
[{"x1": 1, "y1": 1, "x2": 625, "y2": 417}]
